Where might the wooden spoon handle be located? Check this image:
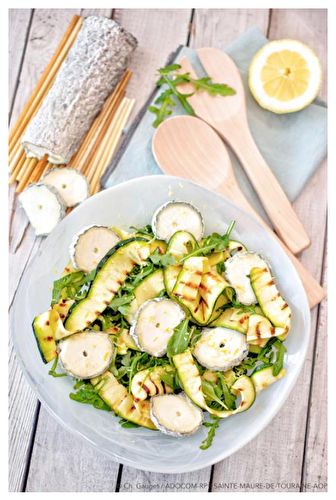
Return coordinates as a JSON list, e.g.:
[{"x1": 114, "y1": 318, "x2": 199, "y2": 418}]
[
  {"x1": 216, "y1": 180, "x2": 325, "y2": 309},
  {"x1": 226, "y1": 126, "x2": 311, "y2": 255}
]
